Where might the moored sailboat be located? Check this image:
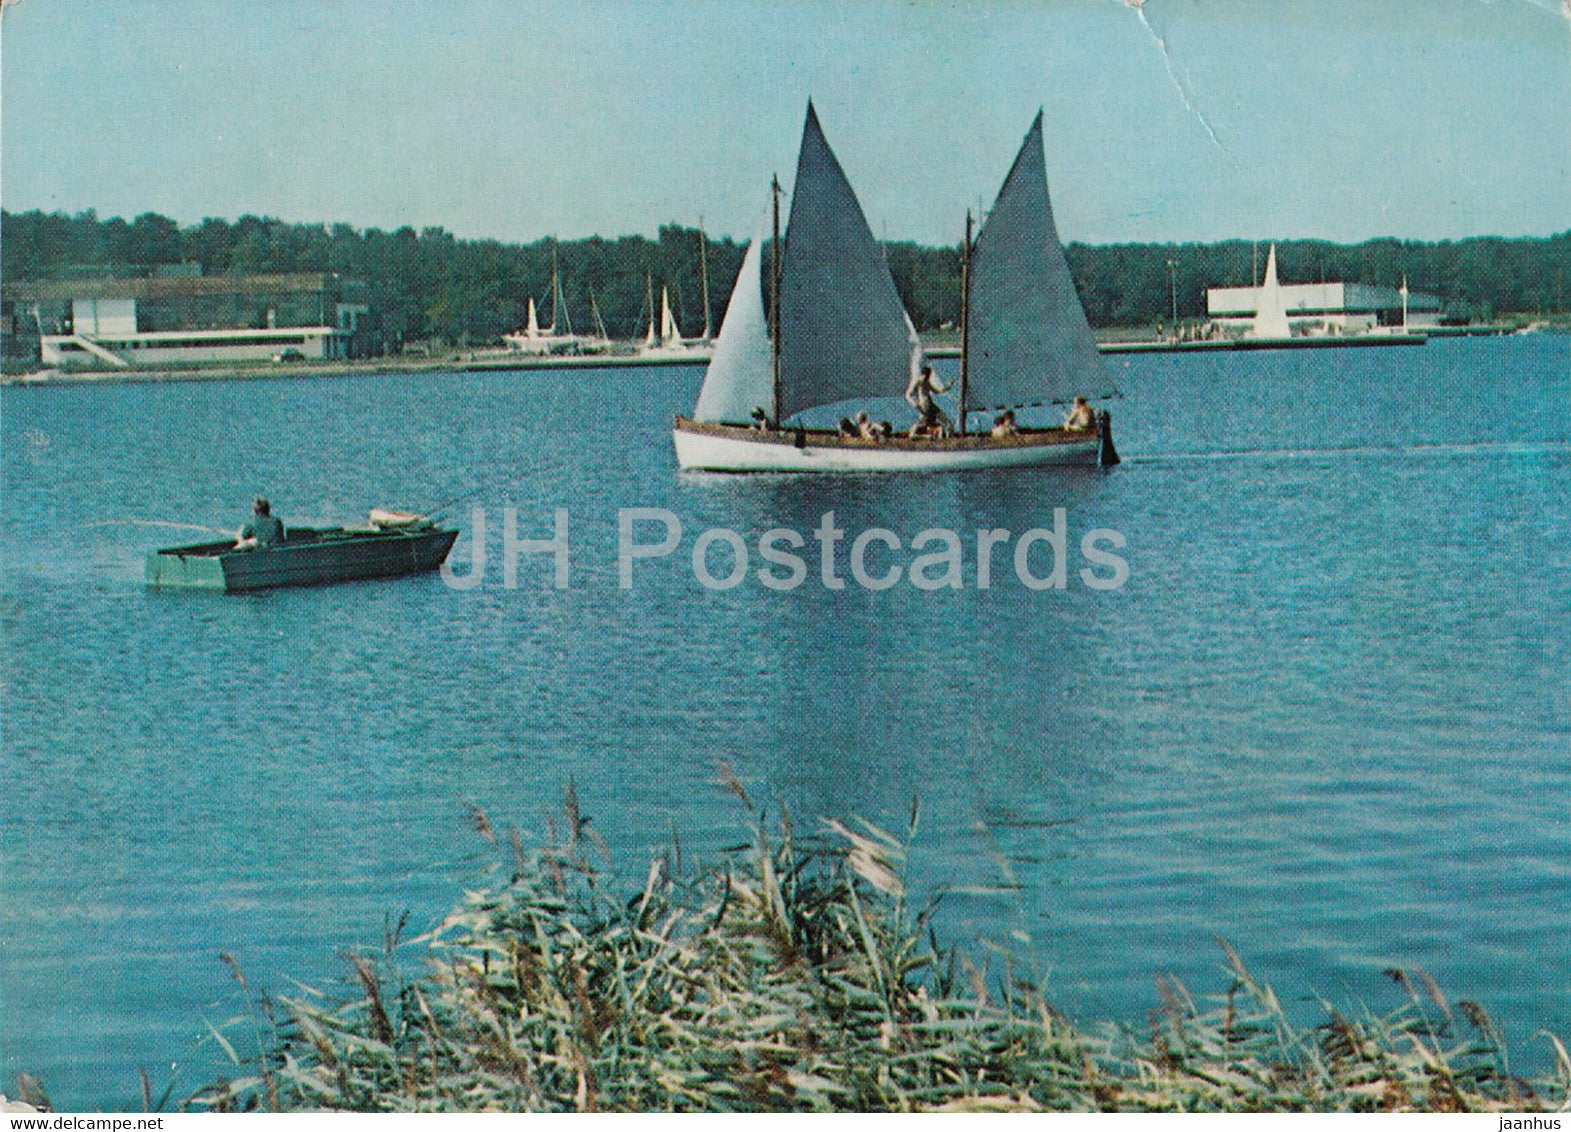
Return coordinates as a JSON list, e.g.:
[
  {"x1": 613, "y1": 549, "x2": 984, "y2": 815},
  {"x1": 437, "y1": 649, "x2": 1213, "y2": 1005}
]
[
  {"x1": 673, "y1": 105, "x2": 1119, "y2": 472},
  {"x1": 504, "y1": 243, "x2": 580, "y2": 355}
]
